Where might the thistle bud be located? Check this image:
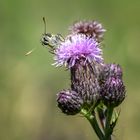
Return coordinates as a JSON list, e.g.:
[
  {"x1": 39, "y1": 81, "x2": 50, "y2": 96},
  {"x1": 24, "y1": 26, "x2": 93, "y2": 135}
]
[
  {"x1": 57, "y1": 90, "x2": 83, "y2": 115},
  {"x1": 99, "y1": 63, "x2": 123, "y2": 85},
  {"x1": 101, "y1": 77, "x2": 126, "y2": 107}
]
